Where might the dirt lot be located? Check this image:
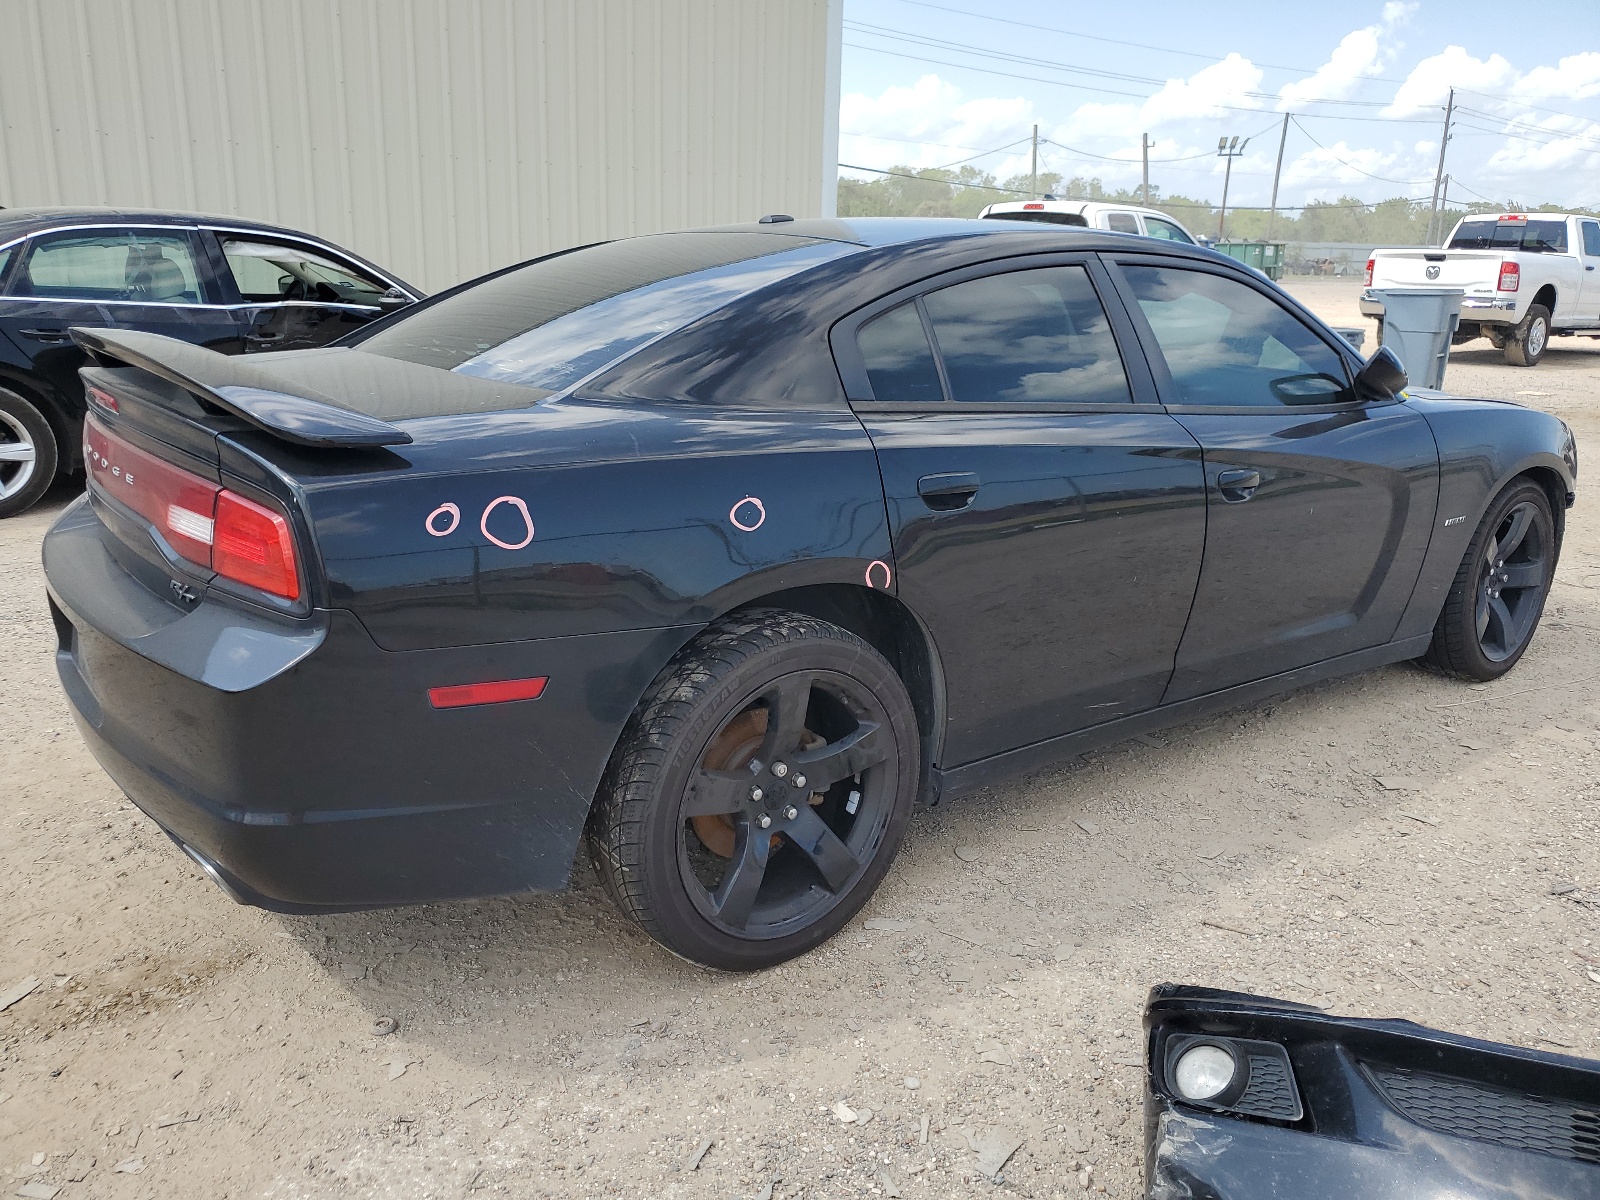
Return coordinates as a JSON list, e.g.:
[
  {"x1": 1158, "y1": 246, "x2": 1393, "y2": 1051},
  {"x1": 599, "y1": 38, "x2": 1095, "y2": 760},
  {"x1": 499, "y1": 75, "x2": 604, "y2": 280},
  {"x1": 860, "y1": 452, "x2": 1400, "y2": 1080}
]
[{"x1": 3, "y1": 278, "x2": 1599, "y2": 1199}]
